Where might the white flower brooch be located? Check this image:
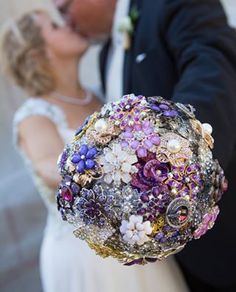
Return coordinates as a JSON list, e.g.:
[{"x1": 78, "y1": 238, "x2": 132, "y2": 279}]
[{"x1": 120, "y1": 215, "x2": 152, "y2": 246}]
